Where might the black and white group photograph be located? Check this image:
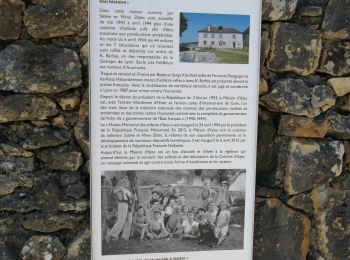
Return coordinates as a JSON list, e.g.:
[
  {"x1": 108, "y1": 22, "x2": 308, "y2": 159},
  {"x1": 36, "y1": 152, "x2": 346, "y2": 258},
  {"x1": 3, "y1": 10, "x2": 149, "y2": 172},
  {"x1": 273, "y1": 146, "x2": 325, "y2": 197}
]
[{"x1": 101, "y1": 169, "x2": 246, "y2": 255}]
